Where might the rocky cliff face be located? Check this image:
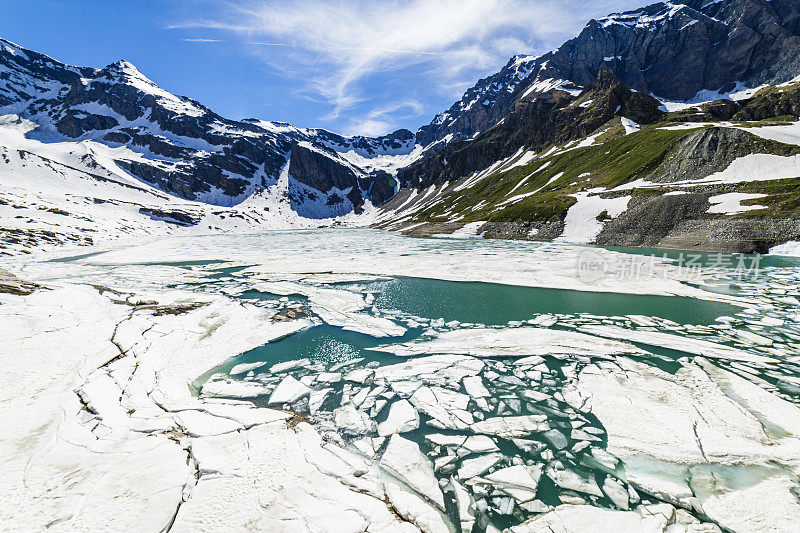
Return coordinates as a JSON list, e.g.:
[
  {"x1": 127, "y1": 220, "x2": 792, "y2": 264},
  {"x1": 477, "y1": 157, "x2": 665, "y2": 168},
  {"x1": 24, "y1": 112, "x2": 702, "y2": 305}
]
[
  {"x1": 288, "y1": 142, "x2": 366, "y2": 215},
  {"x1": 417, "y1": 0, "x2": 800, "y2": 147},
  {"x1": 649, "y1": 127, "x2": 793, "y2": 183},
  {"x1": 286, "y1": 142, "x2": 400, "y2": 218}
]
